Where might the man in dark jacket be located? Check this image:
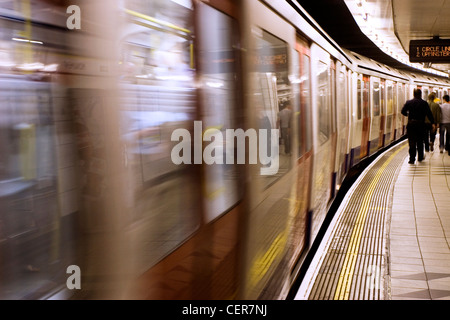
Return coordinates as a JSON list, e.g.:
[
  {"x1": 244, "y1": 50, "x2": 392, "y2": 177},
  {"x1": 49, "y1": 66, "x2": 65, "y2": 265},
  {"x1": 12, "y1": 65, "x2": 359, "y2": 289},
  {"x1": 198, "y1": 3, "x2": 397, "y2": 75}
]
[{"x1": 401, "y1": 89, "x2": 436, "y2": 164}]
